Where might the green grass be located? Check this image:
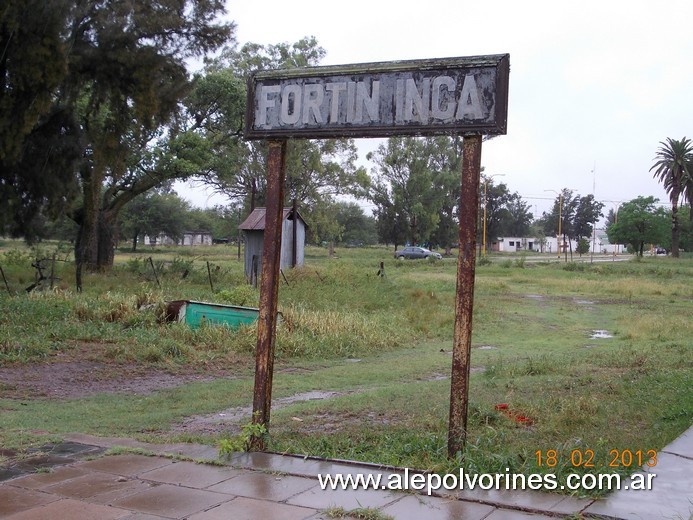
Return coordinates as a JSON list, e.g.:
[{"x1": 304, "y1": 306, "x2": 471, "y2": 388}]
[{"x1": 0, "y1": 240, "x2": 692, "y2": 497}]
